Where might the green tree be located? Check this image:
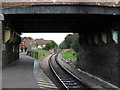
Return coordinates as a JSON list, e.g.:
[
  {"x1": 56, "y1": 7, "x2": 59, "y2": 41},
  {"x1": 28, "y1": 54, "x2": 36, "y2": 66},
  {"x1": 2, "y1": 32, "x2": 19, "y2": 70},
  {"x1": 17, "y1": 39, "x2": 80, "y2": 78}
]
[
  {"x1": 43, "y1": 42, "x2": 52, "y2": 50},
  {"x1": 71, "y1": 33, "x2": 79, "y2": 52},
  {"x1": 42, "y1": 41, "x2": 58, "y2": 50},
  {"x1": 35, "y1": 43, "x2": 39, "y2": 47},
  {"x1": 21, "y1": 37, "x2": 27, "y2": 41},
  {"x1": 51, "y1": 41, "x2": 58, "y2": 48},
  {"x1": 35, "y1": 38, "x2": 44, "y2": 40},
  {"x1": 64, "y1": 34, "x2": 73, "y2": 48},
  {"x1": 71, "y1": 33, "x2": 80, "y2": 67},
  {"x1": 59, "y1": 40, "x2": 68, "y2": 49}
]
